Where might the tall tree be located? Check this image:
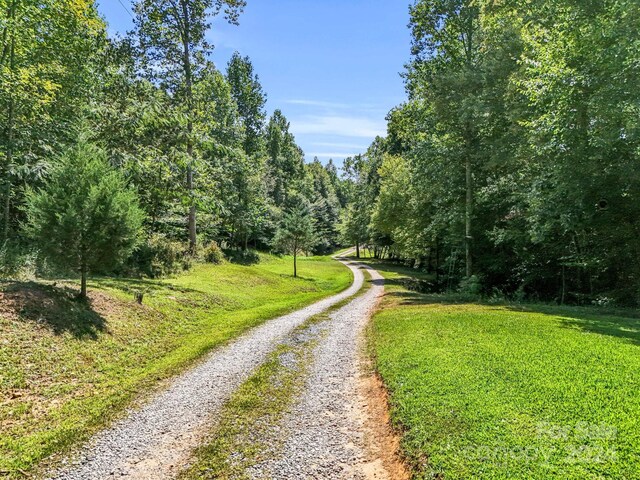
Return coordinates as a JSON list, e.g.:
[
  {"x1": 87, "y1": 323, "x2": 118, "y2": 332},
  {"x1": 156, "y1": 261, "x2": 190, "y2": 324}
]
[
  {"x1": 304, "y1": 158, "x2": 341, "y2": 254},
  {"x1": 407, "y1": 0, "x2": 482, "y2": 277},
  {"x1": 226, "y1": 52, "x2": 267, "y2": 157},
  {"x1": 265, "y1": 109, "x2": 304, "y2": 206},
  {"x1": 0, "y1": 0, "x2": 104, "y2": 242},
  {"x1": 132, "y1": 0, "x2": 246, "y2": 252}
]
